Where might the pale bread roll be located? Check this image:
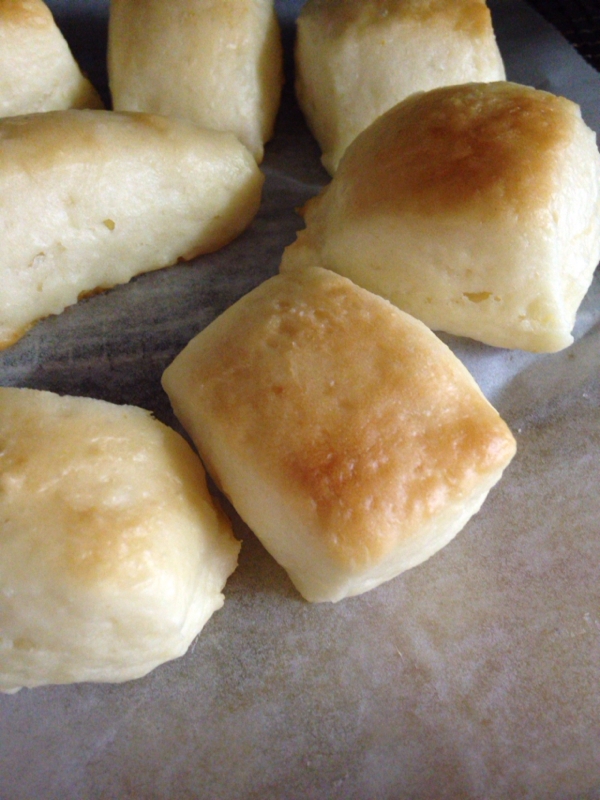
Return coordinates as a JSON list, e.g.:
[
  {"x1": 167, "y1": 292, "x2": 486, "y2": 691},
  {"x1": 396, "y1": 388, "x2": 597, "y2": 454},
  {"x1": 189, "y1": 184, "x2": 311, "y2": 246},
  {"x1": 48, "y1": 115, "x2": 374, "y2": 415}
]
[
  {"x1": 0, "y1": 388, "x2": 240, "y2": 692},
  {"x1": 281, "y1": 82, "x2": 600, "y2": 353},
  {"x1": 295, "y1": 0, "x2": 505, "y2": 173},
  {"x1": 0, "y1": 109, "x2": 264, "y2": 349},
  {"x1": 0, "y1": 0, "x2": 102, "y2": 116},
  {"x1": 108, "y1": 0, "x2": 283, "y2": 163},
  {"x1": 162, "y1": 267, "x2": 516, "y2": 603}
]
